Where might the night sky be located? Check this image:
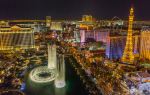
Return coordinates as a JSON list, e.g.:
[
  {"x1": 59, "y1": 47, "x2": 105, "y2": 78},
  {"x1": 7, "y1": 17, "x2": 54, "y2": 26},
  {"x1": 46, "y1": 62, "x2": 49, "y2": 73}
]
[{"x1": 0, "y1": 0, "x2": 149, "y2": 20}]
